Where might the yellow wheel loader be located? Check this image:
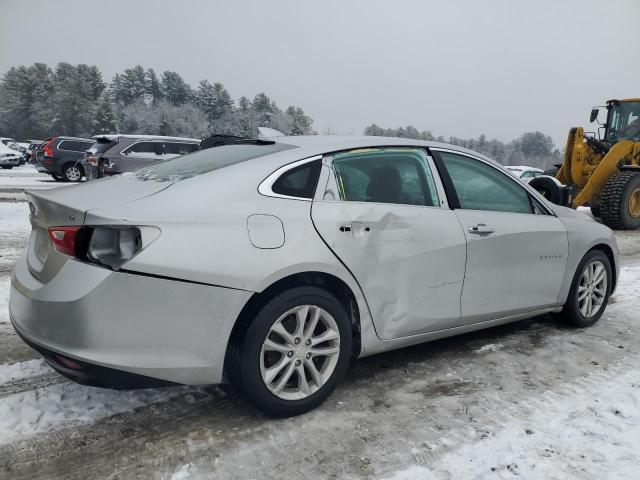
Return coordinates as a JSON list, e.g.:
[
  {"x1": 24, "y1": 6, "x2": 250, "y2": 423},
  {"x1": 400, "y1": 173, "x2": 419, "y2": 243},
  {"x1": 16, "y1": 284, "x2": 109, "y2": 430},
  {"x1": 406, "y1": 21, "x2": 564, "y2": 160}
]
[{"x1": 530, "y1": 99, "x2": 640, "y2": 229}]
